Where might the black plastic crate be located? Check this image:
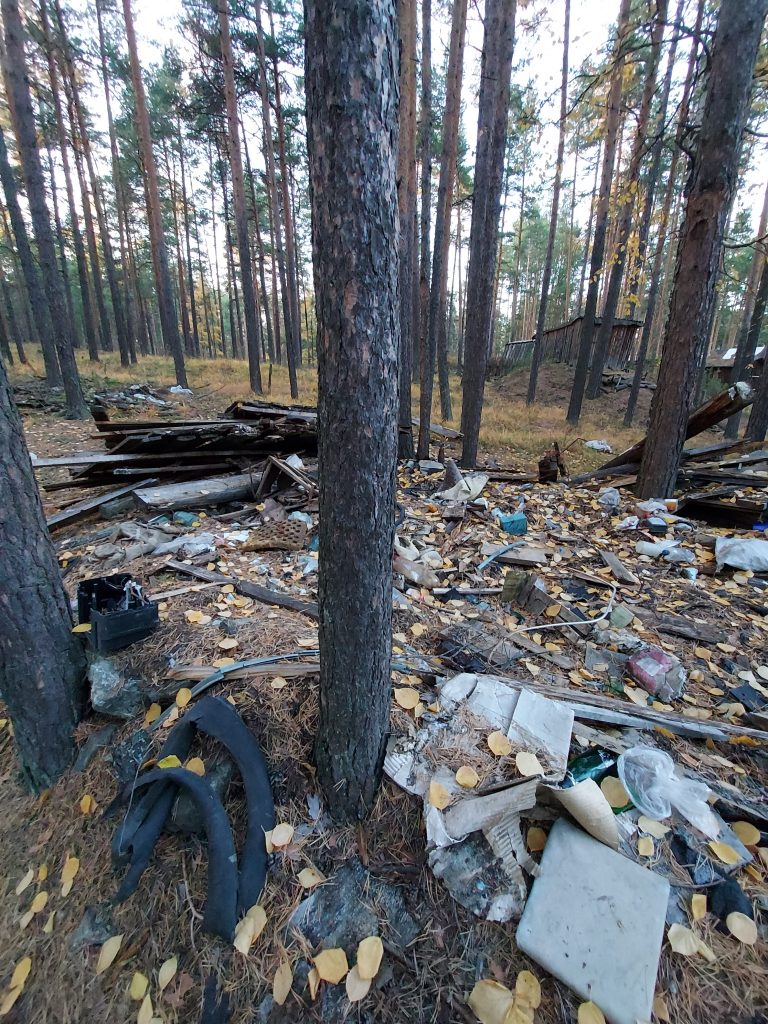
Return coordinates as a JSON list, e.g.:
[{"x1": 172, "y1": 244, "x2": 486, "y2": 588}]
[{"x1": 77, "y1": 574, "x2": 158, "y2": 655}]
